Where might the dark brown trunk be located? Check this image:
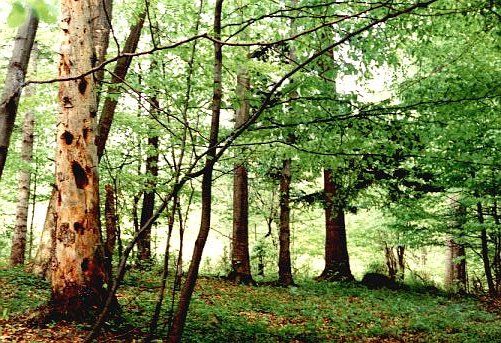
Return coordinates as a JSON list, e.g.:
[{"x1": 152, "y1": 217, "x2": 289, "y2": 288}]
[
  {"x1": 0, "y1": 9, "x2": 38, "y2": 179},
  {"x1": 397, "y1": 245, "x2": 405, "y2": 281},
  {"x1": 278, "y1": 158, "x2": 294, "y2": 286},
  {"x1": 478, "y1": 201, "x2": 495, "y2": 295},
  {"x1": 96, "y1": 12, "x2": 146, "y2": 159},
  {"x1": 168, "y1": 1, "x2": 224, "y2": 341},
  {"x1": 138, "y1": 113, "x2": 159, "y2": 264},
  {"x1": 104, "y1": 184, "x2": 117, "y2": 278},
  {"x1": 317, "y1": 169, "x2": 353, "y2": 281},
  {"x1": 229, "y1": 71, "x2": 253, "y2": 284}
]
